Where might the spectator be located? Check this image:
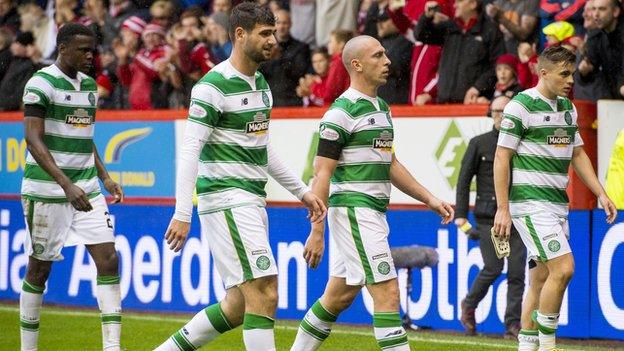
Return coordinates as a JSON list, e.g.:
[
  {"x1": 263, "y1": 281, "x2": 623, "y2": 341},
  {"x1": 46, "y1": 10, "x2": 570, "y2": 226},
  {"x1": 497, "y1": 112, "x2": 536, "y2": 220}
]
[
  {"x1": 205, "y1": 11, "x2": 232, "y2": 62},
  {"x1": 485, "y1": 0, "x2": 539, "y2": 54},
  {"x1": 415, "y1": 0, "x2": 505, "y2": 104},
  {"x1": 0, "y1": 27, "x2": 12, "y2": 81},
  {"x1": 358, "y1": 0, "x2": 381, "y2": 38},
  {"x1": 150, "y1": 0, "x2": 177, "y2": 30},
  {"x1": 542, "y1": 20, "x2": 583, "y2": 51},
  {"x1": 315, "y1": 0, "x2": 358, "y2": 46},
  {"x1": 476, "y1": 53, "x2": 522, "y2": 103},
  {"x1": 0, "y1": 0, "x2": 20, "y2": 34},
  {"x1": 212, "y1": 0, "x2": 232, "y2": 14},
  {"x1": 55, "y1": 0, "x2": 79, "y2": 27},
  {"x1": 297, "y1": 47, "x2": 330, "y2": 106},
  {"x1": 79, "y1": 0, "x2": 108, "y2": 46},
  {"x1": 116, "y1": 23, "x2": 178, "y2": 109},
  {"x1": 259, "y1": 8, "x2": 310, "y2": 106},
  {"x1": 290, "y1": 0, "x2": 316, "y2": 46},
  {"x1": 96, "y1": 46, "x2": 124, "y2": 109},
  {"x1": 516, "y1": 41, "x2": 538, "y2": 88},
  {"x1": 0, "y1": 32, "x2": 40, "y2": 111},
  {"x1": 173, "y1": 8, "x2": 216, "y2": 81},
  {"x1": 578, "y1": 0, "x2": 624, "y2": 99},
  {"x1": 102, "y1": 0, "x2": 138, "y2": 46},
  {"x1": 316, "y1": 29, "x2": 353, "y2": 105},
  {"x1": 539, "y1": 0, "x2": 587, "y2": 45},
  {"x1": 18, "y1": 3, "x2": 56, "y2": 62},
  {"x1": 376, "y1": 7, "x2": 413, "y2": 104},
  {"x1": 119, "y1": 15, "x2": 146, "y2": 58}
]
